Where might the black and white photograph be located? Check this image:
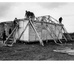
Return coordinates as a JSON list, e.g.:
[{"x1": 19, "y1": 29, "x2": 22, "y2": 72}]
[
  {"x1": 0, "y1": 2, "x2": 74, "y2": 60},
  {"x1": 1, "y1": 1, "x2": 74, "y2": 75}
]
